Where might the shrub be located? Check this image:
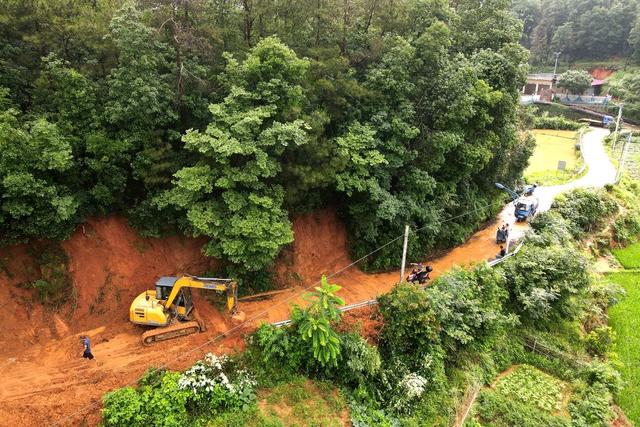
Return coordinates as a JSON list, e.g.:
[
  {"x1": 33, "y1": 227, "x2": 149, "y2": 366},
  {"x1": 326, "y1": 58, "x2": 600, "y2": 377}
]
[
  {"x1": 102, "y1": 370, "x2": 189, "y2": 427},
  {"x1": 377, "y1": 357, "x2": 443, "y2": 415},
  {"x1": 428, "y1": 265, "x2": 516, "y2": 353},
  {"x1": 582, "y1": 360, "x2": 622, "y2": 395},
  {"x1": 141, "y1": 371, "x2": 190, "y2": 427},
  {"x1": 553, "y1": 189, "x2": 618, "y2": 235},
  {"x1": 533, "y1": 112, "x2": 582, "y2": 130},
  {"x1": 348, "y1": 399, "x2": 399, "y2": 427},
  {"x1": 336, "y1": 332, "x2": 381, "y2": 388},
  {"x1": 251, "y1": 322, "x2": 305, "y2": 373},
  {"x1": 292, "y1": 276, "x2": 344, "y2": 367},
  {"x1": 178, "y1": 353, "x2": 256, "y2": 413},
  {"x1": 529, "y1": 211, "x2": 576, "y2": 244},
  {"x1": 568, "y1": 383, "x2": 614, "y2": 427},
  {"x1": 377, "y1": 283, "x2": 442, "y2": 370},
  {"x1": 249, "y1": 276, "x2": 345, "y2": 374},
  {"x1": 500, "y1": 244, "x2": 590, "y2": 323},
  {"x1": 102, "y1": 387, "x2": 145, "y2": 426},
  {"x1": 584, "y1": 326, "x2": 615, "y2": 357},
  {"x1": 613, "y1": 211, "x2": 640, "y2": 244}
]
